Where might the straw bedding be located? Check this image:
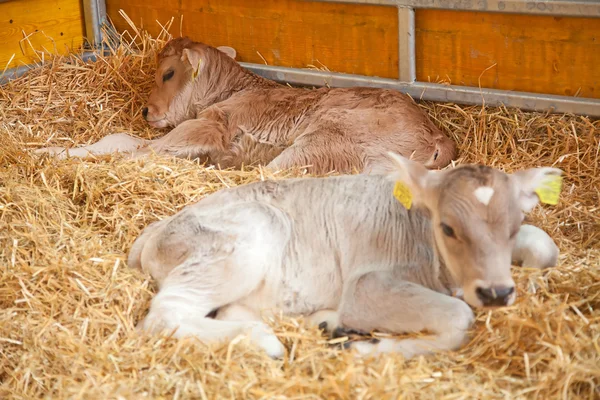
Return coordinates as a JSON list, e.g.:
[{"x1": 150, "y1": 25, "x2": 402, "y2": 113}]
[{"x1": 0, "y1": 29, "x2": 599, "y2": 400}]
